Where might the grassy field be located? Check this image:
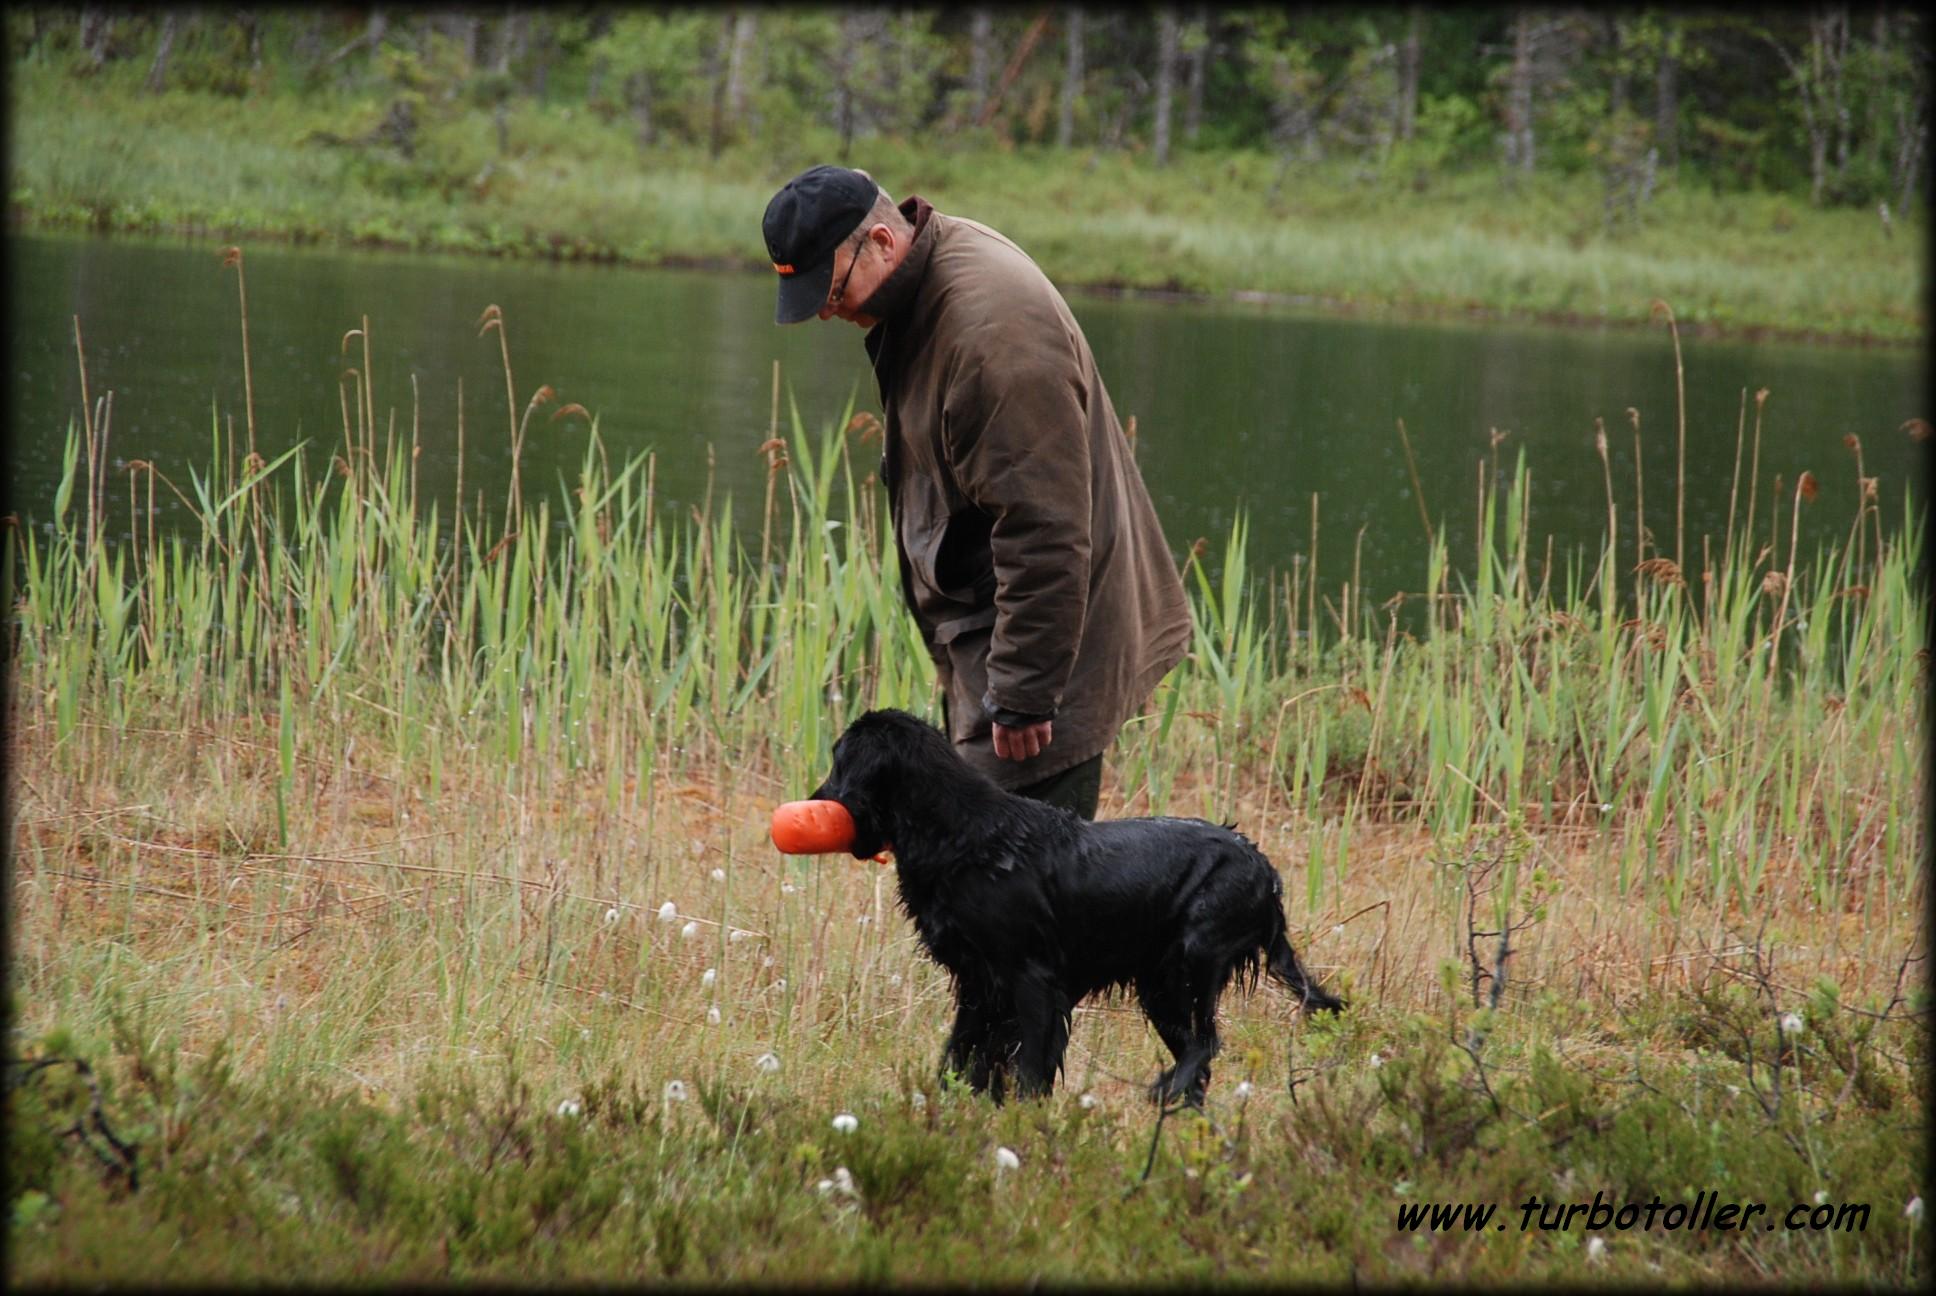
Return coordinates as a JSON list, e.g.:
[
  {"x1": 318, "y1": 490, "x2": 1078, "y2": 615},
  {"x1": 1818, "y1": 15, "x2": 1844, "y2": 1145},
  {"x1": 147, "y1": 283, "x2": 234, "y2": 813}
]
[
  {"x1": 6, "y1": 56, "x2": 1927, "y2": 345},
  {"x1": 4, "y1": 287, "x2": 1927, "y2": 1281}
]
